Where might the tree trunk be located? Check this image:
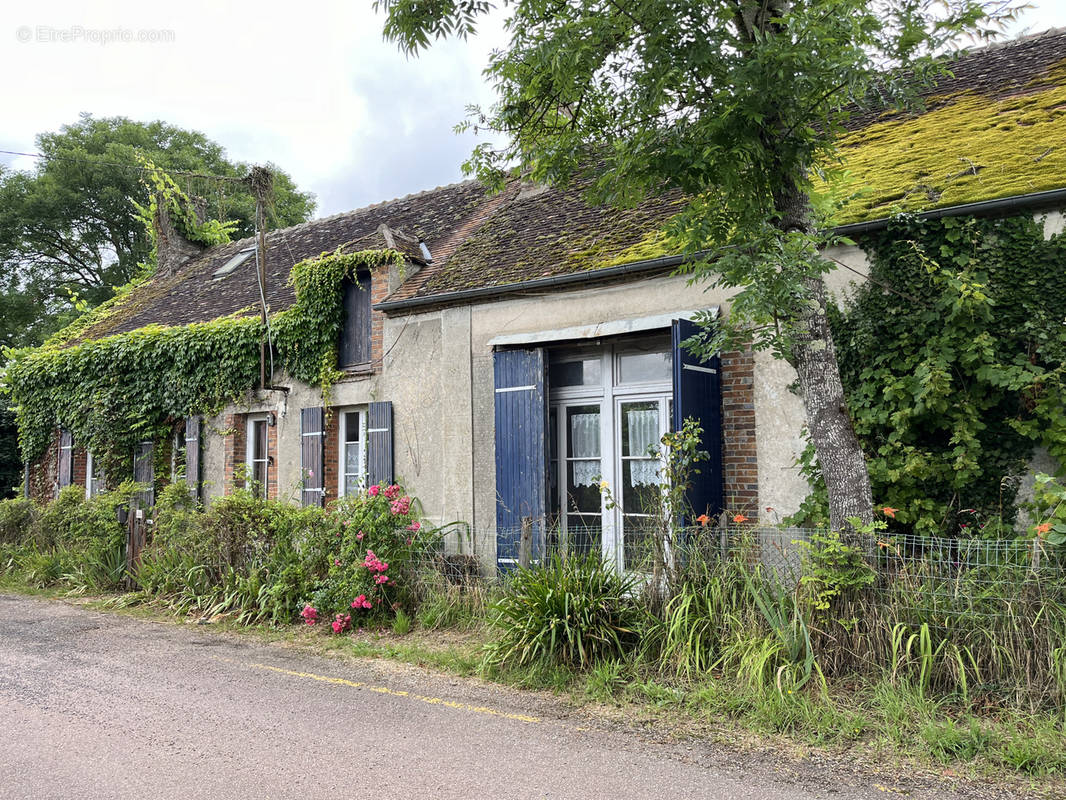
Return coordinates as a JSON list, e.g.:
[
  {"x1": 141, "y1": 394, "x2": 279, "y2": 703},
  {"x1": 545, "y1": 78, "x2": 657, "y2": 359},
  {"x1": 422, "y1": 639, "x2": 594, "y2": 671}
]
[{"x1": 775, "y1": 180, "x2": 874, "y2": 532}]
